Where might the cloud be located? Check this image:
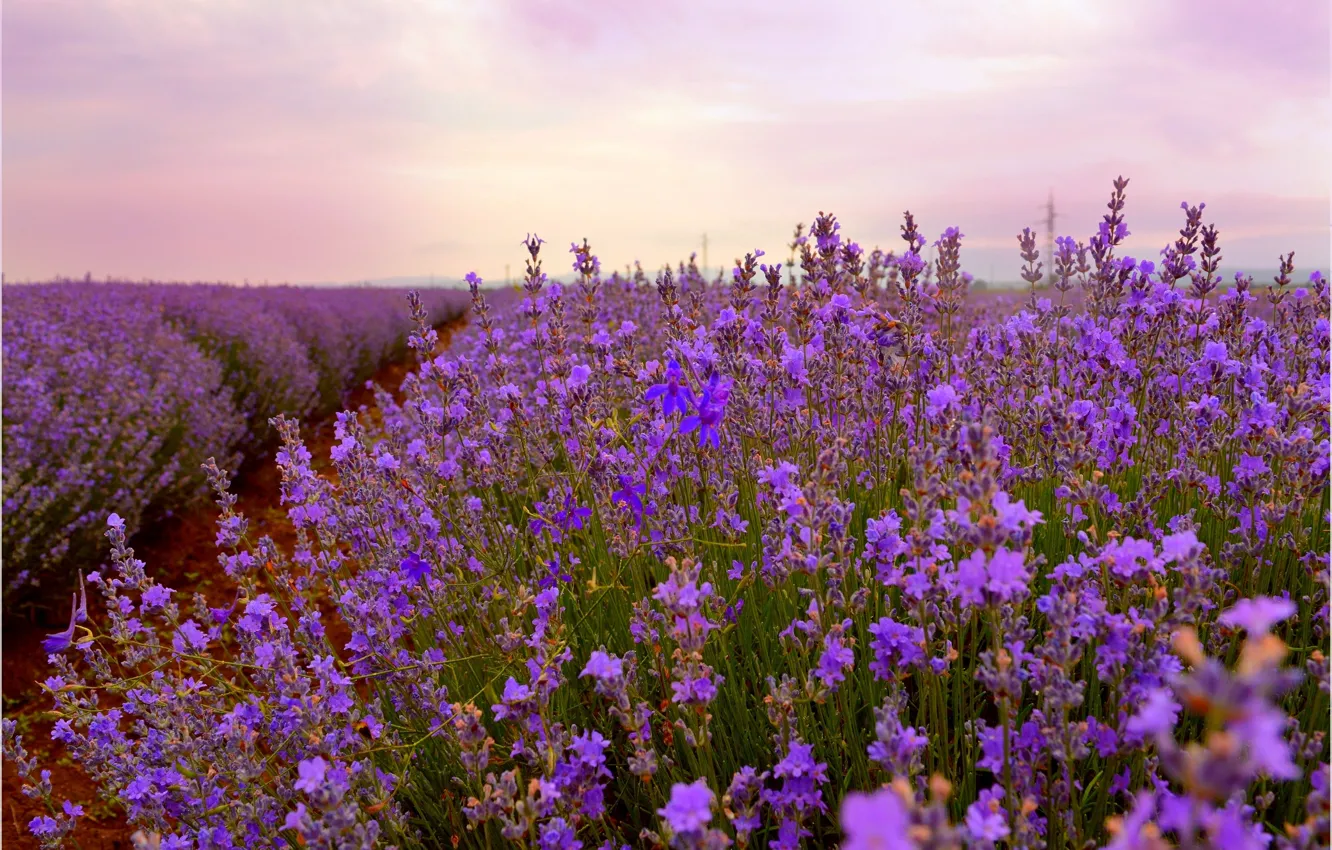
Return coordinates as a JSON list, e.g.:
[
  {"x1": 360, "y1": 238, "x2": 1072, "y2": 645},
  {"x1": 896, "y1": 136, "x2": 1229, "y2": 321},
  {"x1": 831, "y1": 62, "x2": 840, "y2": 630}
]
[
  {"x1": 1162, "y1": 0, "x2": 1330, "y2": 90},
  {"x1": 1, "y1": 0, "x2": 1326, "y2": 281}
]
